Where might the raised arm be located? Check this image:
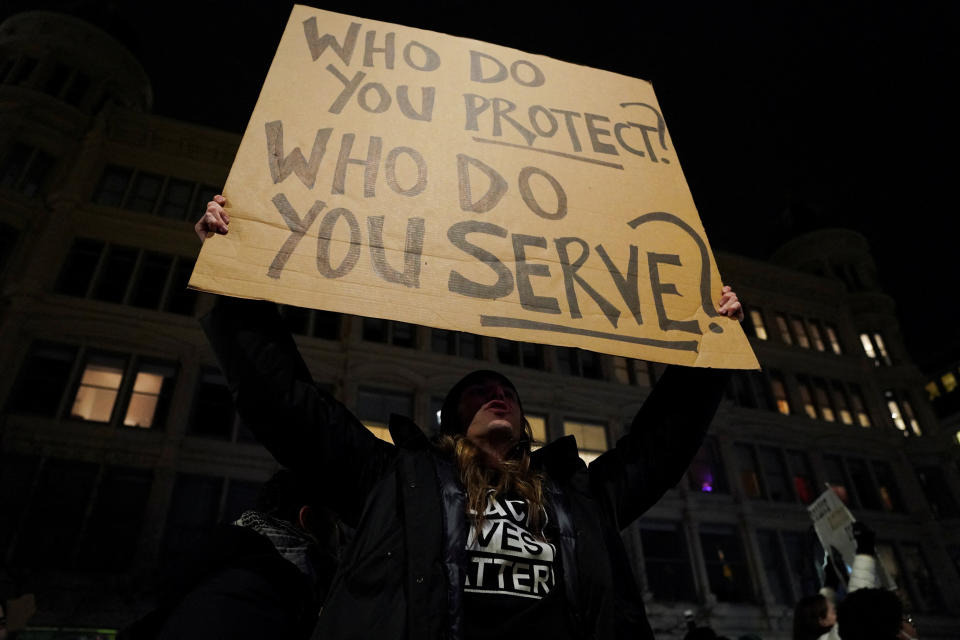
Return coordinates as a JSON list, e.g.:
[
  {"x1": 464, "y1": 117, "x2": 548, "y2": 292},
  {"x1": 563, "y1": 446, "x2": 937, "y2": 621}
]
[
  {"x1": 197, "y1": 197, "x2": 393, "y2": 526},
  {"x1": 588, "y1": 286, "x2": 743, "y2": 528}
]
